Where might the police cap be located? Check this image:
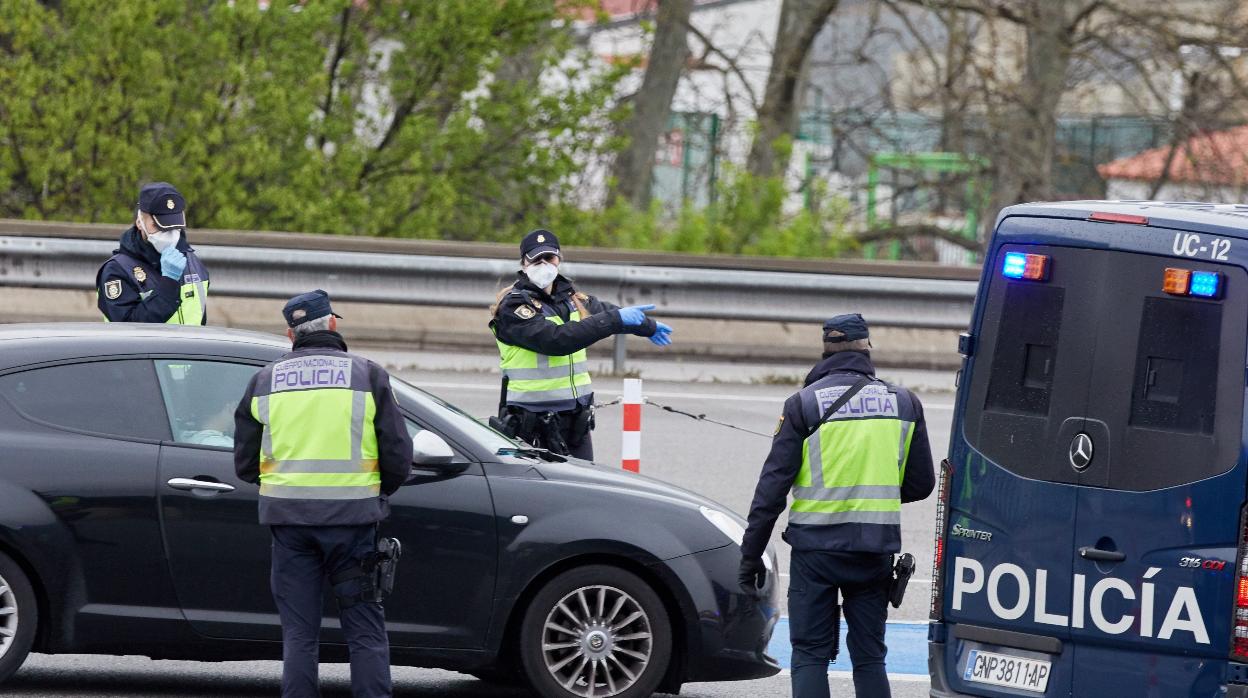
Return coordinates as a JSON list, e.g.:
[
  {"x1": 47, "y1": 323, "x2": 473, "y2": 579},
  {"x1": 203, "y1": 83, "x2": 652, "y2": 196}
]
[
  {"x1": 137, "y1": 182, "x2": 187, "y2": 230},
  {"x1": 282, "y1": 289, "x2": 343, "y2": 328},
  {"x1": 823, "y1": 313, "x2": 869, "y2": 343},
  {"x1": 520, "y1": 229, "x2": 561, "y2": 262}
]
